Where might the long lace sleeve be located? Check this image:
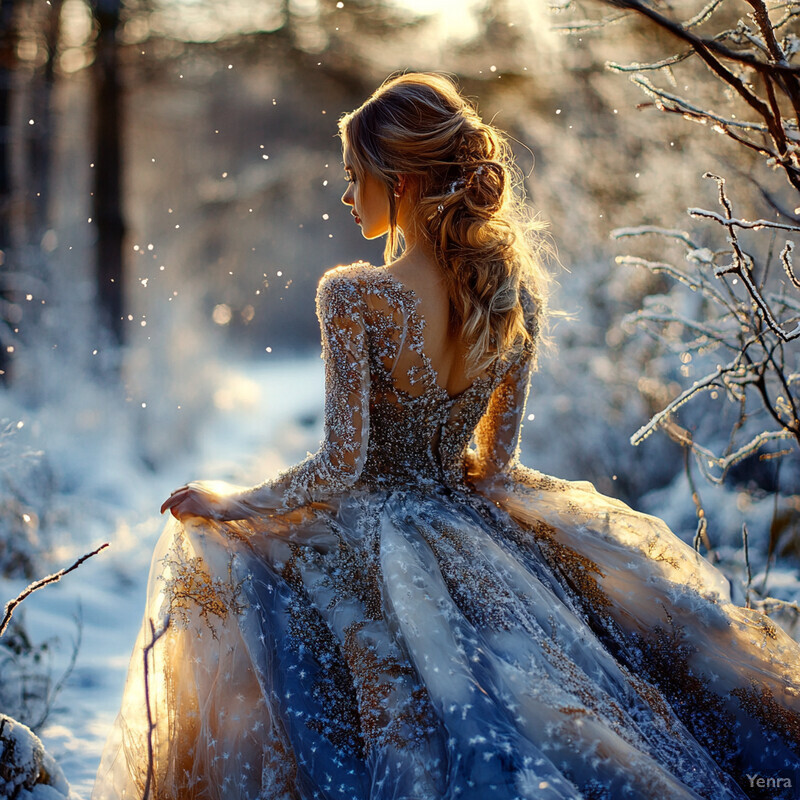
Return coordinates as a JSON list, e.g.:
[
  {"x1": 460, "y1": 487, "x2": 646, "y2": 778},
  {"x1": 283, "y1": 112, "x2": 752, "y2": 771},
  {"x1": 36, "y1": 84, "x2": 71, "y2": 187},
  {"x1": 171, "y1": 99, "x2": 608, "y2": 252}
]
[
  {"x1": 215, "y1": 268, "x2": 370, "y2": 516},
  {"x1": 466, "y1": 284, "x2": 539, "y2": 484},
  {"x1": 466, "y1": 345, "x2": 534, "y2": 482}
]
